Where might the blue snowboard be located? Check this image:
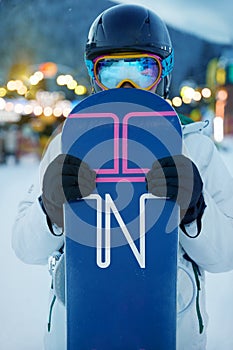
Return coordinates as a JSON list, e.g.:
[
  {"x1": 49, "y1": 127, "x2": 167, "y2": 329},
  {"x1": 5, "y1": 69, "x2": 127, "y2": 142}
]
[{"x1": 61, "y1": 88, "x2": 182, "y2": 350}]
